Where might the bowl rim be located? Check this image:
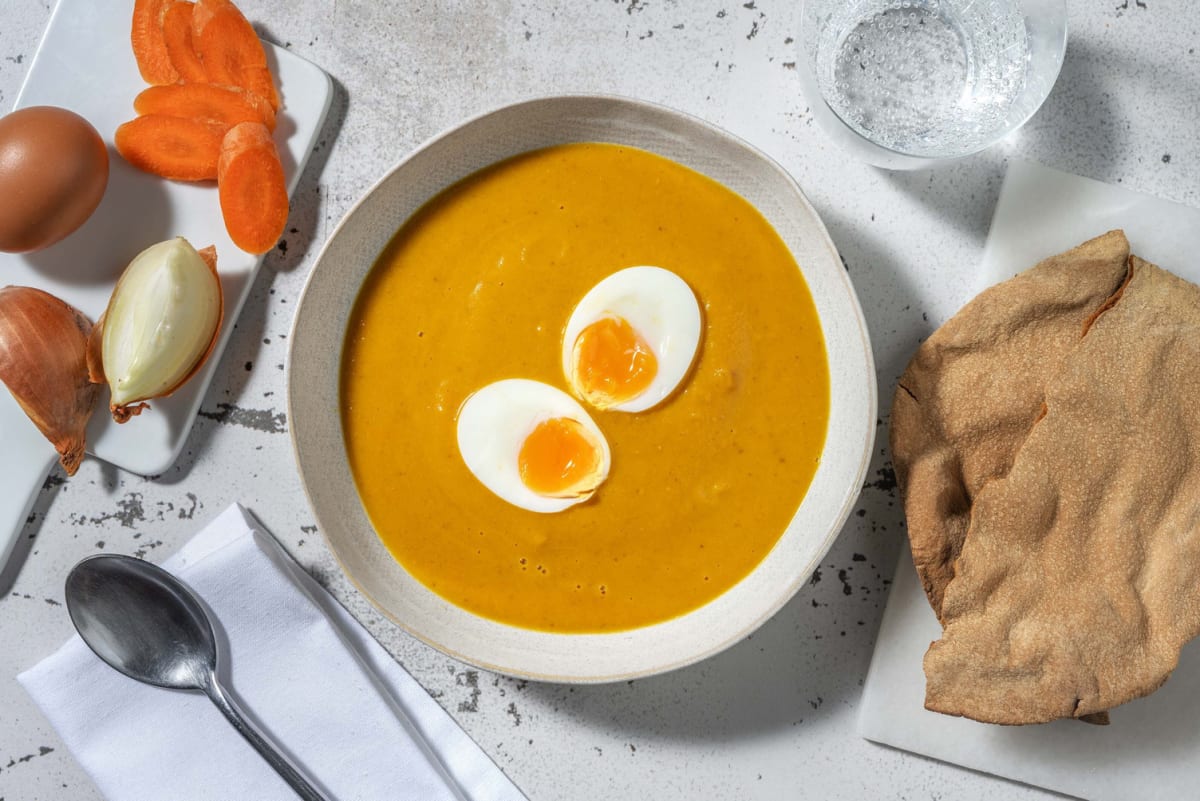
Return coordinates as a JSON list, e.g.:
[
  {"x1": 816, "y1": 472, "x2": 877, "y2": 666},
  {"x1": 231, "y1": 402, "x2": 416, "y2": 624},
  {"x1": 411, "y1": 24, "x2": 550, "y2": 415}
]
[{"x1": 287, "y1": 92, "x2": 878, "y2": 682}]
